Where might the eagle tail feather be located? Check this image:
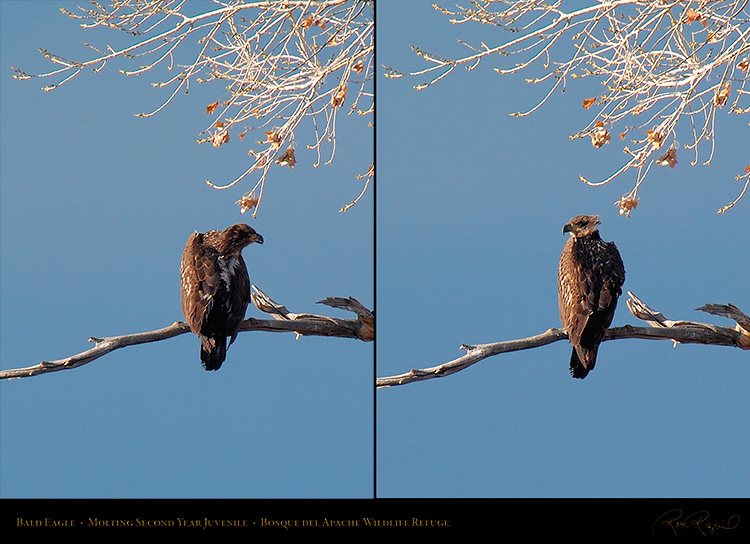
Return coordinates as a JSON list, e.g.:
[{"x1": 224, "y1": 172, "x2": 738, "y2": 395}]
[
  {"x1": 569, "y1": 346, "x2": 597, "y2": 379},
  {"x1": 200, "y1": 335, "x2": 227, "y2": 371}
]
